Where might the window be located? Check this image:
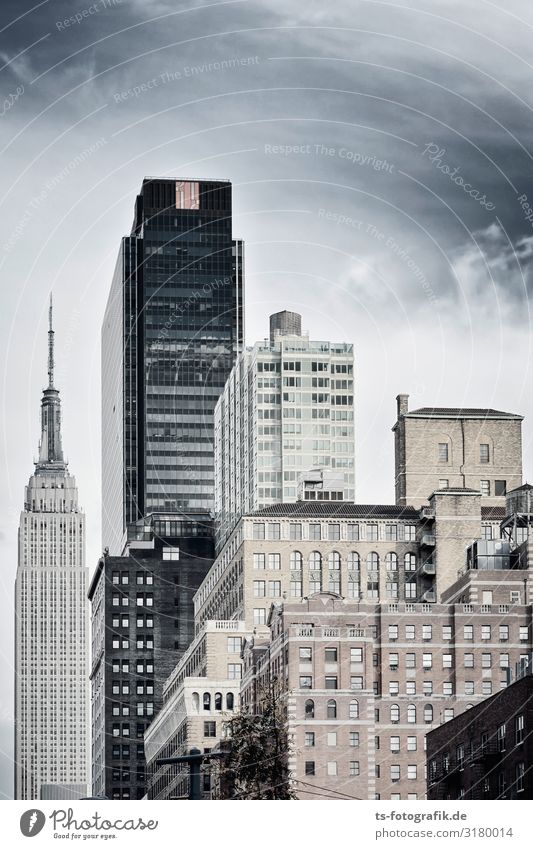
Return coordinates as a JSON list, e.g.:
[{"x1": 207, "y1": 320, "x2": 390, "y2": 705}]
[
  {"x1": 482, "y1": 525, "x2": 493, "y2": 540},
  {"x1": 253, "y1": 581, "x2": 266, "y2": 598},
  {"x1": 347, "y1": 524, "x2": 360, "y2": 541},
  {"x1": 268, "y1": 581, "x2": 281, "y2": 597},
  {"x1": 389, "y1": 682, "x2": 399, "y2": 696},
  {"x1": 253, "y1": 523, "x2": 265, "y2": 540},
  {"x1": 422, "y1": 625, "x2": 432, "y2": 640},
  {"x1": 327, "y1": 762, "x2": 338, "y2": 777},
  {"x1": 481, "y1": 625, "x2": 491, "y2": 640},
  {"x1": 350, "y1": 647, "x2": 363, "y2": 663},
  {"x1": 267, "y1": 523, "x2": 280, "y2": 540},
  {"x1": 407, "y1": 704, "x2": 417, "y2": 723},
  {"x1": 327, "y1": 699, "x2": 337, "y2": 719},
  {"x1": 290, "y1": 551, "x2": 303, "y2": 570},
  {"x1": 480, "y1": 443, "x2": 490, "y2": 463},
  {"x1": 500, "y1": 653, "x2": 509, "y2": 669},
  {"x1": 443, "y1": 708, "x2": 454, "y2": 722},
  {"x1": 404, "y1": 553, "x2": 417, "y2": 572},
  {"x1": 349, "y1": 700, "x2": 359, "y2": 719},
  {"x1": 480, "y1": 480, "x2": 490, "y2": 496},
  {"x1": 349, "y1": 761, "x2": 360, "y2": 776},
  {"x1": 253, "y1": 553, "x2": 266, "y2": 570},
  {"x1": 390, "y1": 704, "x2": 400, "y2": 723},
  {"x1": 299, "y1": 647, "x2": 312, "y2": 662},
  {"x1": 328, "y1": 524, "x2": 341, "y2": 541},
  {"x1": 289, "y1": 524, "x2": 302, "y2": 540},
  {"x1": 405, "y1": 581, "x2": 417, "y2": 600},
  {"x1": 367, "y1": 523, "x2": 378, "y2": 541},
  {"x1": 300, "y1": 675, "x2": 313, "y2": 689},
  {"x1": 520, "y1": 626, "x2": 529, "y2": 642},
  {"x1": 423, "y1": 681, "x2": 433, "y2": 696},
  {"x1": 438, "y1": 443, "x2": 449, "y2": 462},
  {"x1": 406, "y1": 653, "x2": 416, "y2": 669},
  {"x1": 386, "y1": 552, "x2": 398, "y2": 572},
  {"x1": 407, "y1": 765, "x2": 417, "y2": 780},
  {"x1": 438, "y1": 479, "x2": 449, "y2": 489},
  {"x1": 388, "y1": 625, "x2": 398, "y2": 641},
  {"x1": 464, "y1": 625, "x2": 473, "y2": 640},
  {"x1": 305, "y1": 761, "x2": 315, "y2": 776},
  {"x1": 389, "y1": 652, "x2": 399, "y2": 670},
  {"x1": 253, "y1": 608, "x2": 266, "y2": 625},
  {"x1": 327, "y1": 732, "x2": 337, "y2": 747},
  {"x1": 404, "y1": 524, "x2": 417, "y2": 541},
  {"x1": 305, "y1": 732, "x2": 315, "y2": 747},
  {"x1": 464, "y1": 653, "x2": 474, "y2": 668},
  {"x1": 495, "y1": 480, "x2": 506, "y2": 496},
  {"x1": 390, "y1": 765, "x2": 401, "y2": 782},
  {"x1": 227, "y1": 637, "x2": 241, "y2": 653},
  {"x1": 515, "y1": 714, "x2": 524, "y2": 745},
  {"x1": 407, "y1": 736, "x2": 417, "y2": 752},
  {"x1": 390, "y1": 736, "x2": 400, "y2": 753},
  {"x1": 268, "y1": 553, "x2": 281, "y2": 570},
  {"x1": 405, "y1": 625, "x2": 415, "y2": 640},
  {"x1": 162, "y1": 546, "x2": 179, "y2": 561},
  {"x1": 464, "y1": 681, "x2": 475, "y2": 695},
  {"x1": 326, "y1": 676, "x2": 338, "y2": 690},
  {"x1": 482, "y1": 680, "x2": 492, "y2": 696},
  {"x1": 204, "y1": 722, "x2": 216, "y2": 738},
  {"x1": 227, "y1": 664, "x2": 242, "y2": 680},
  {"x1": 482, "y1": 653, "x2": 491, "y2": 668},
  {"x1": 349, "y1": 732, "x2": 359, "y2": 747},
  {"x1": 305, "y1": 699, "x2": 314, "y2": 719},
  {"x1": 226, "y1": 693, "x2": 234, "y2": 710},
  {"x1": 497, "y1": 724, "x2": 506, "y2": 752},
  {"x1": 309, "y1": 523, "x2": 321, "y2": 540},
  {"x1": 350, "y1": 676, "x2": 363, "y2": 690},
  {"x1": 515, "y1": 762, "x2": 525, "y2": 793},
  {"x1": 325, "y1": 647, "x2": 338, "y2": 663},
  {"x1": 385, "y1": 524, "x2": 398, "y2": 541},
  {"x1": 406, "y1": 680, "x2": 416, "y2": 695},
  {"x1": 422, "y1": 653, "x2": 432, "y2": 669},
  {"x1": 499, "y1": 625, "x2": 509, "y2": 642}
]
